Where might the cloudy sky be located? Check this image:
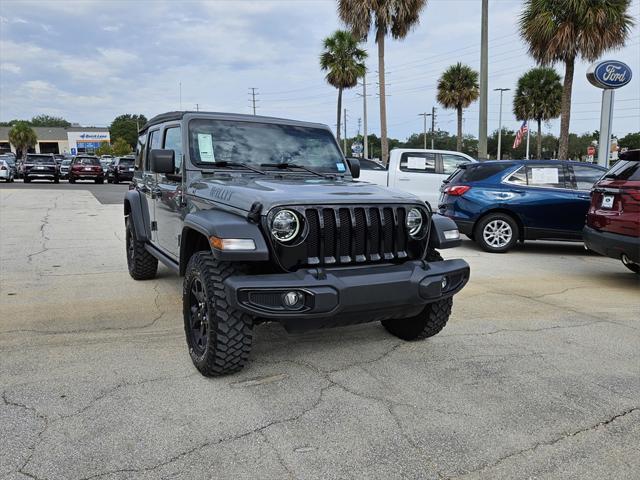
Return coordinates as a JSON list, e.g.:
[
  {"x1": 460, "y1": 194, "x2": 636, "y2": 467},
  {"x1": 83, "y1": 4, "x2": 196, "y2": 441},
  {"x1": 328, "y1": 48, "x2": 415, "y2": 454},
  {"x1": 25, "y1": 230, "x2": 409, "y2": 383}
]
[{"x1": 1, "y1": 0, "x2": 638, "y2": 141}]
